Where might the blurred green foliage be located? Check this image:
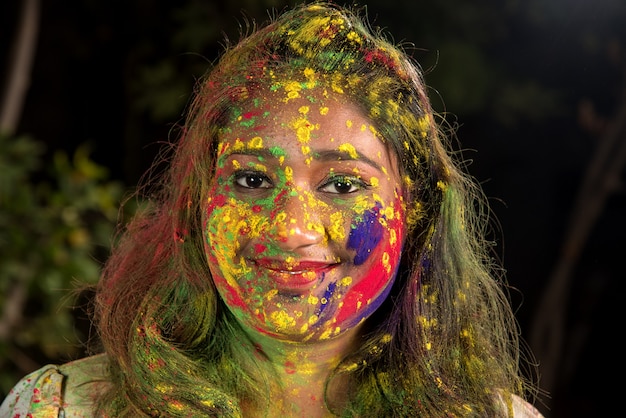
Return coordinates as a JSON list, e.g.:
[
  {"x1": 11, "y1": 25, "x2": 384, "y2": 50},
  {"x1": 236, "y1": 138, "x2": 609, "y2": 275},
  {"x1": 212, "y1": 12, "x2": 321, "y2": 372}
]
[{"x1": 0, "y1": 133, "x2": 136, "y2": 395}]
